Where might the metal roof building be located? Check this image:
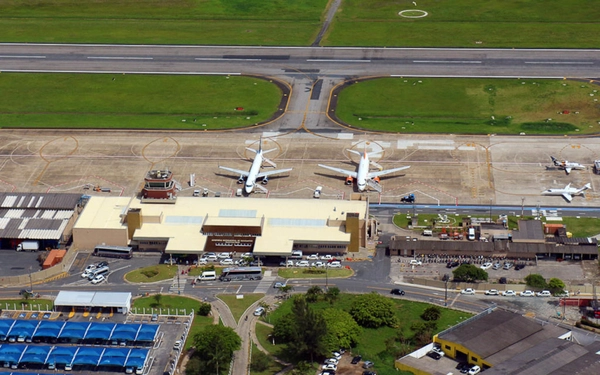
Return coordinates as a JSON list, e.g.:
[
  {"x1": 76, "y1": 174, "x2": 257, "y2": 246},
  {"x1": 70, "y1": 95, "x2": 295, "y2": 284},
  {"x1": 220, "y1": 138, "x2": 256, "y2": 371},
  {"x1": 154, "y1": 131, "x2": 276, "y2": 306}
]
[{"x1": 54, "y1": 291, "x2": 132, "y2": 314}]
